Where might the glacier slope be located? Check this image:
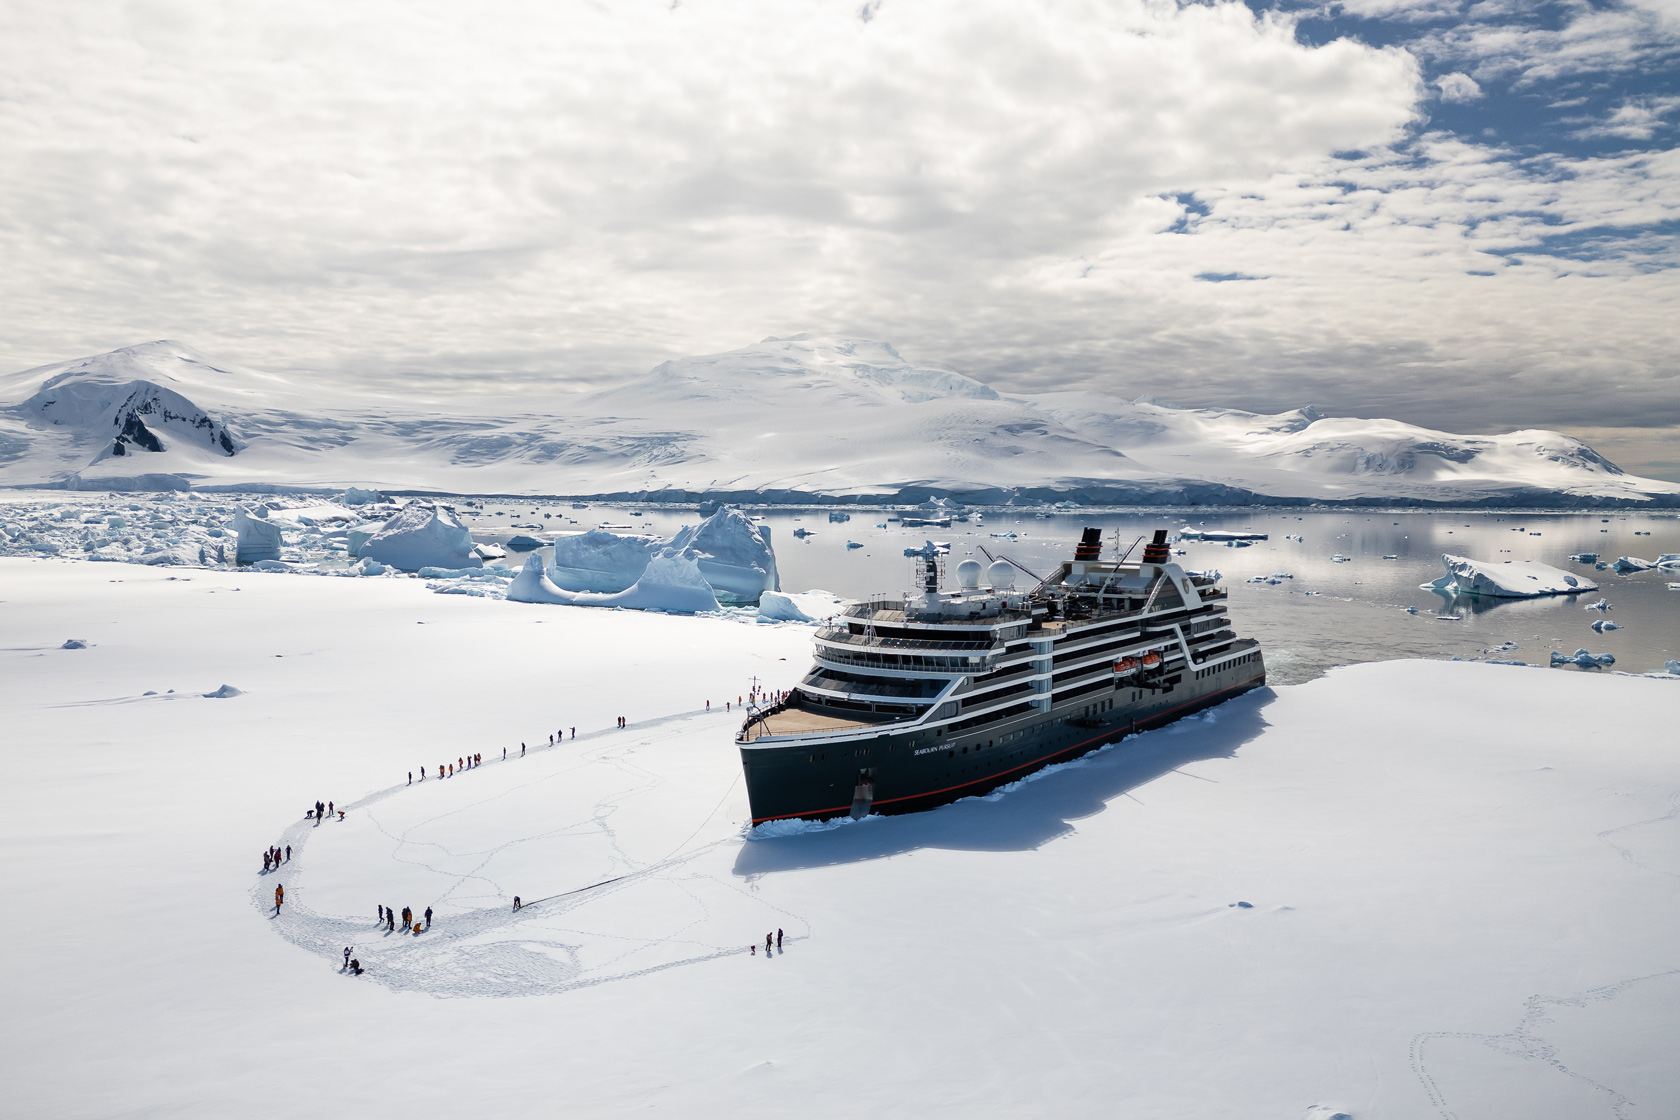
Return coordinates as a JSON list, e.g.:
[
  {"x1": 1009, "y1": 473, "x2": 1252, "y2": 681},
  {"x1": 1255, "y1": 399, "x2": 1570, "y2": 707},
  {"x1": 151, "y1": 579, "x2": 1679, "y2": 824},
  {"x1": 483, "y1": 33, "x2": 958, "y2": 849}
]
[{"x1": 2, "y1": 336, "x2": 1674, "y2": 505}]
